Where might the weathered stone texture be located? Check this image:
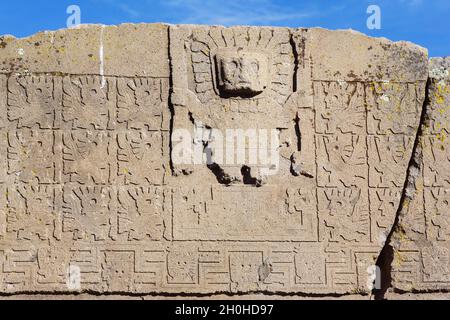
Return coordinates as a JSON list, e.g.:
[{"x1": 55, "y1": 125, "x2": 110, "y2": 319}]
[
  {"x1": 0, "y1": 23, "x2": 444, "y2": 298},
  {"x1": 390, "y1": 57, "x2": 450, "y2": 292}
]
